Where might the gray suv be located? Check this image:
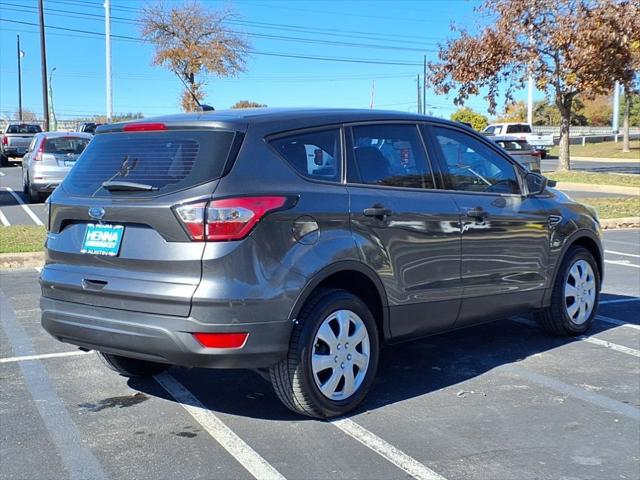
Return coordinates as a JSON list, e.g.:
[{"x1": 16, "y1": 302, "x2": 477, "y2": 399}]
[{"x1": 41, "y1": 109, "x2": 603, "y2": 418}]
